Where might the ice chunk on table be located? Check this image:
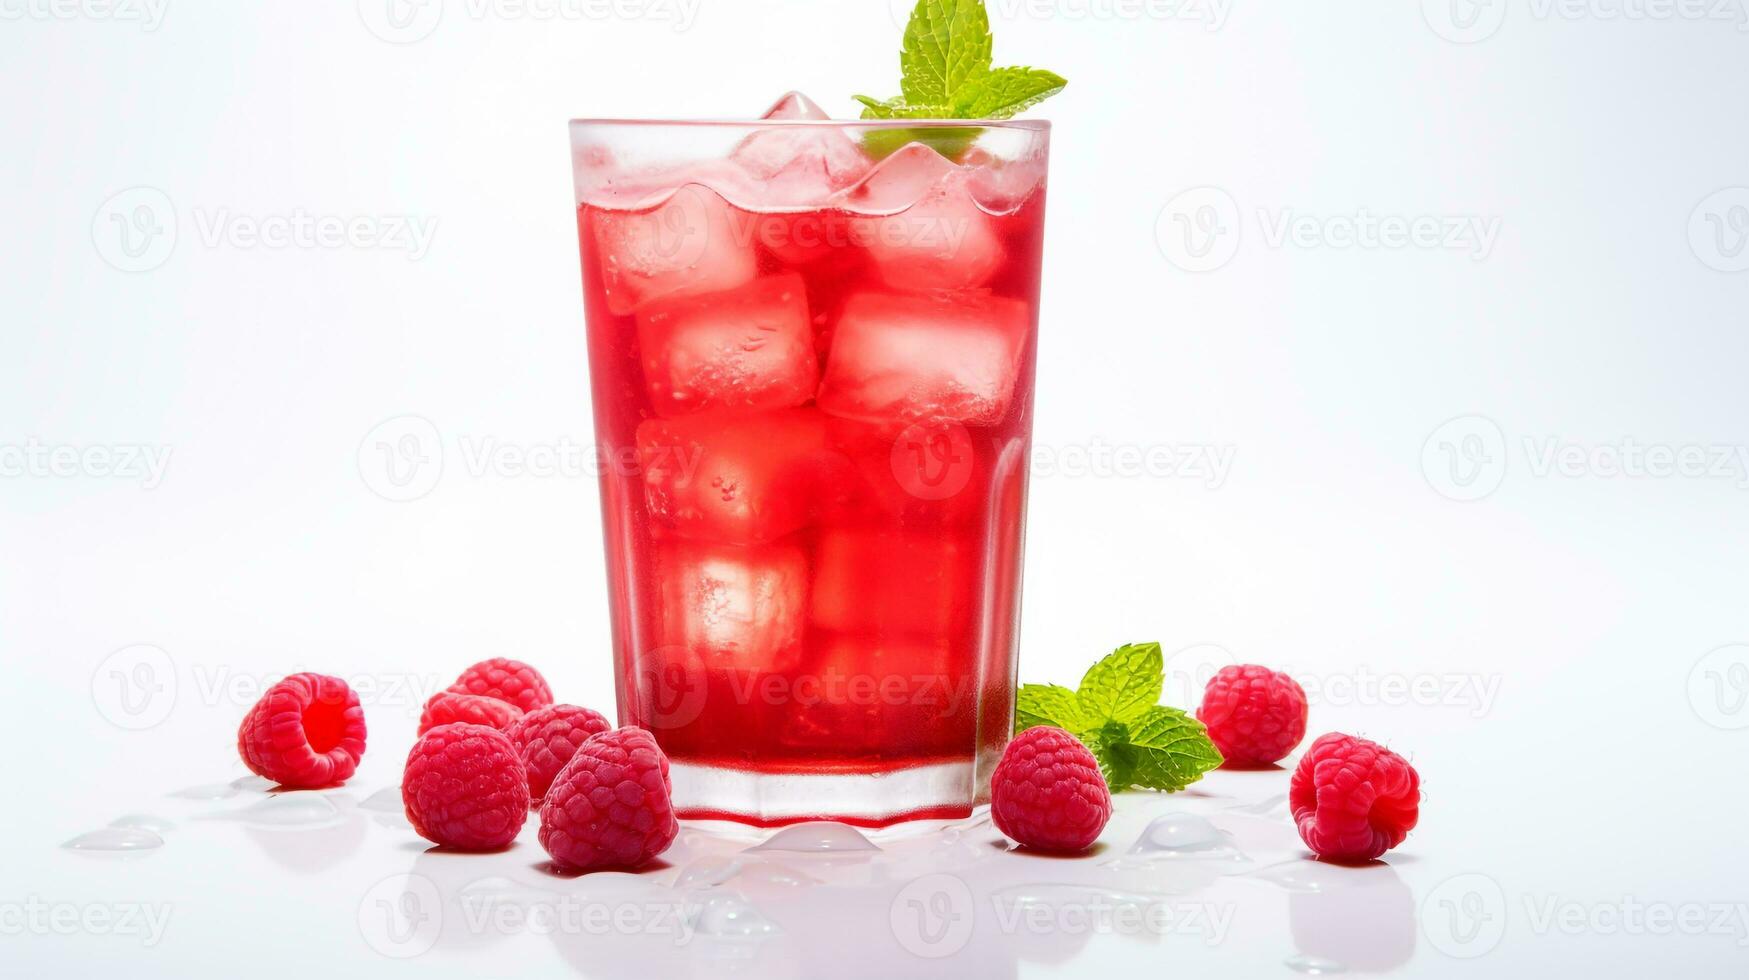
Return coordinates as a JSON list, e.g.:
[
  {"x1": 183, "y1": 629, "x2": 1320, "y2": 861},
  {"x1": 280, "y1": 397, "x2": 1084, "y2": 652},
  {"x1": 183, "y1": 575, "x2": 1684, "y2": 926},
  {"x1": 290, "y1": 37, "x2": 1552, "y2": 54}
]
[
  {"x1": 842, "y1": 142, "x2": 1003, "y2": 291},
  {"x1": 590, "y1": 183, "x2": 757, "y2": 315},
  {"x1": 653, "y1": 537, "x2": 807, "y2": 672},
  {"x1": 636, "y1": 408, "x2": 831, "y2": 543},
  {"x1": 817, "y1": 291, "x2": 1031, "y2": 425},
  {"x1": 637, "y1": 273, "x2": 818, "y2": 417}
]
